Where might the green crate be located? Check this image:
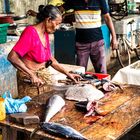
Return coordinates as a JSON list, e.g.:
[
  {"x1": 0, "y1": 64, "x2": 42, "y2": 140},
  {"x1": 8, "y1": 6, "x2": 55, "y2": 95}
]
[{"x1": 0, "y1": 23, "x2": 10, "y2": 44}]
